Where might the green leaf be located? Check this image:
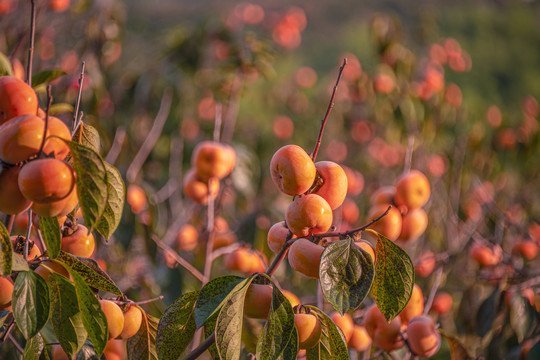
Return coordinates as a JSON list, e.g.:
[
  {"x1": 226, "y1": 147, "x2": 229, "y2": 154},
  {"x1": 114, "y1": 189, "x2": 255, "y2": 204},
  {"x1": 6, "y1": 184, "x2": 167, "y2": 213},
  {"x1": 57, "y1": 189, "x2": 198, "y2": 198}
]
[
  {"x1": 215, "y1": 278, "x2": 254, "y2": 360},
  {"x1": 439, "y1": 330, "x2": 473, "y2": 360},
  {"x1": 367, "y1": 229, "x2": 414, "y2": 322},
  {"x1": 73, "y1": 123, "x2": 101, "y2": 154},
  {"x1": 94, "y1": 163, "x2": 125, "y2": 240},
  {"x1": 64, "y1": 140, "x2": 108, "y2": 233},
  {"x1": 319, "y1": 239, "x2": 374, "y2": 315},
  {"x1": 0, "y1": 52, "x2": 13, "y2": 76},
  {"x1": 194, "y1": 275, "x2": 245, "y2": 328},
  {"x1": 49, "y1": 103, "x2": 75, "y2": 116},
  {"x1": 256, "y1": 280, "x2": 298, "y2": 360},
  {"x1": 509, "y1": 291, "x2": 535, "y2": 342},
  {"x1": 64, "y1": 263, "x2": 108, "y2": 357},
  {"x1": 156, "y1": 291, "x2": 199, "y2": 360},
  {"x1": 204, "y1": 314, "x2": 220, "y2": 359},
  {"x1": 48, "y1": 273, "x2": 88, "y2": 357},
  {"x1": 75, "y1": 340, "x2": 104, "y2": 360},
  {"x1": 12, "y1": 252, "x2": 29, "y2": 271},
  {"x1": 23, "y1": 333, "x2": 45, "y2": 360},
  {"x1": 0, "y1": 221, "x2": 12, "y2": 276},
  {"x1": 0, "y1": 311, "x2": 9, "y2": 328},
  {"x1": 56, "y1": 250, "x2": 122, "y2": 296},
  {"x1": 12, "y1": 271, "x2": 50, "y2": 339},
  {"x1": 306, "y1": 306, "x2": 349, "y2": 360},
  {"x1": 39, "y1": 217, "x2": 62, "y2": 259},
  {"x1": 127, "y1": 311, "x2": 159, "y2": 360},
  {"x1": 31, "y1": 69, "x2": 66, "y2": 88}
]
